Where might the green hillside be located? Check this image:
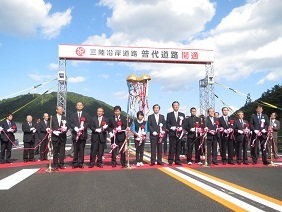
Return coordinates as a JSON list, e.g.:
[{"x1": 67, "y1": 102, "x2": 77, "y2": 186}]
[{"x1": 0, "y1": 92, "x2": 125, "y2": 122}]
